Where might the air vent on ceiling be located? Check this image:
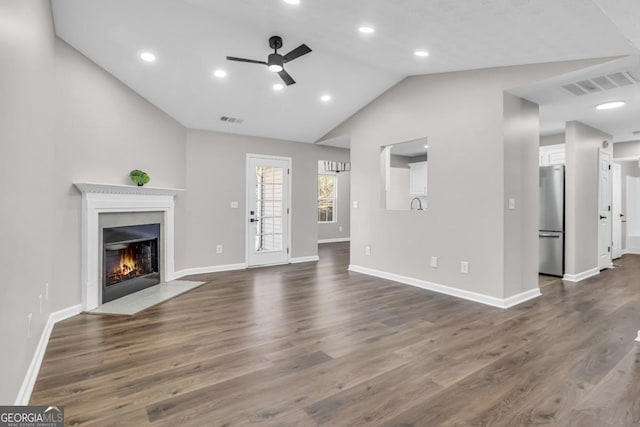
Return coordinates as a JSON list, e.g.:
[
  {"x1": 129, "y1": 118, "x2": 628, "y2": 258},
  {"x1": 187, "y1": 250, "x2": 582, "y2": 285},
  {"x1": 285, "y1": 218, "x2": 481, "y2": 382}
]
[
  {"x1": 220, "y1": 116, "x2": 244, "y2": 124},
  {"x1": 561, "y1": 71, "x2": 638, "y2": 96}
]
